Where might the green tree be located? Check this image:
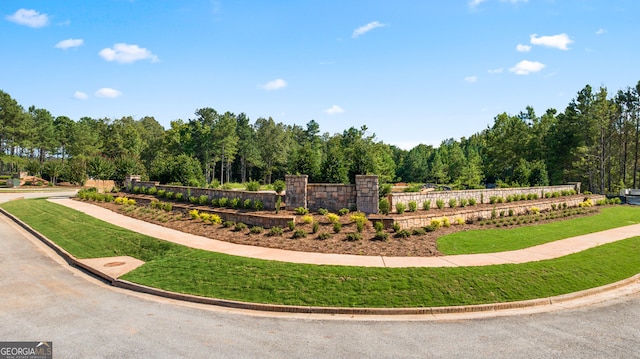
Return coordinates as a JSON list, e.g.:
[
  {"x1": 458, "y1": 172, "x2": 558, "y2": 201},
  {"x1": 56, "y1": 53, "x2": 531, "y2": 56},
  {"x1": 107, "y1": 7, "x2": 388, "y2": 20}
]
[{"x1": 255, "y1": 117, "x2": 290, "y2": 183}]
